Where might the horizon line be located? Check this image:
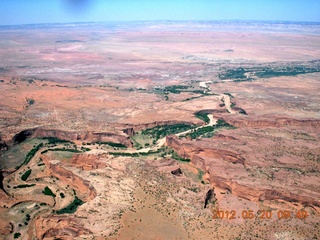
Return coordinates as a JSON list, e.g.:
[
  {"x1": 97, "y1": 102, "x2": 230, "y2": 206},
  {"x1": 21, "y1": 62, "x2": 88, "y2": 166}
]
[{"x1": 1, "y1": 19, "x2": 320, "y2": 28}]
